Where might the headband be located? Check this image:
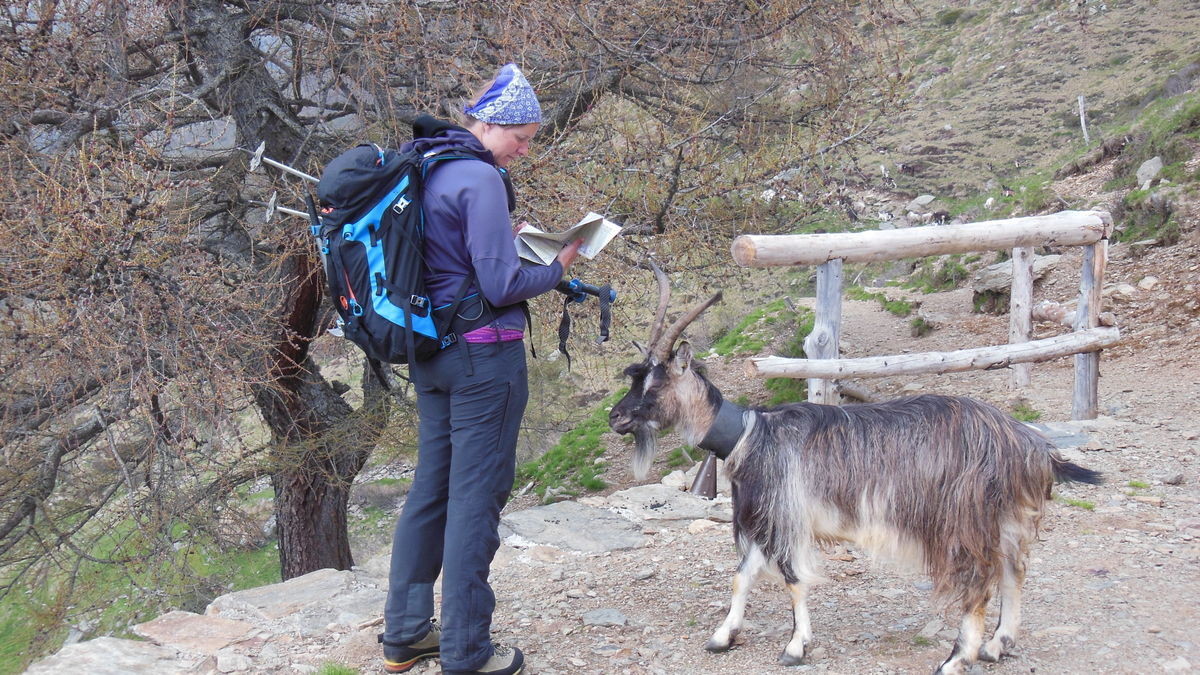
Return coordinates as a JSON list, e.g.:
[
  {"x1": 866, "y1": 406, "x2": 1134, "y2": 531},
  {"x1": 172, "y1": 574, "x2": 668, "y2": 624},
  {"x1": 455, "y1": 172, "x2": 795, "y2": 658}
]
[{"x1": 463, "y1": 63, "x2": 542, "y2": 125}]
